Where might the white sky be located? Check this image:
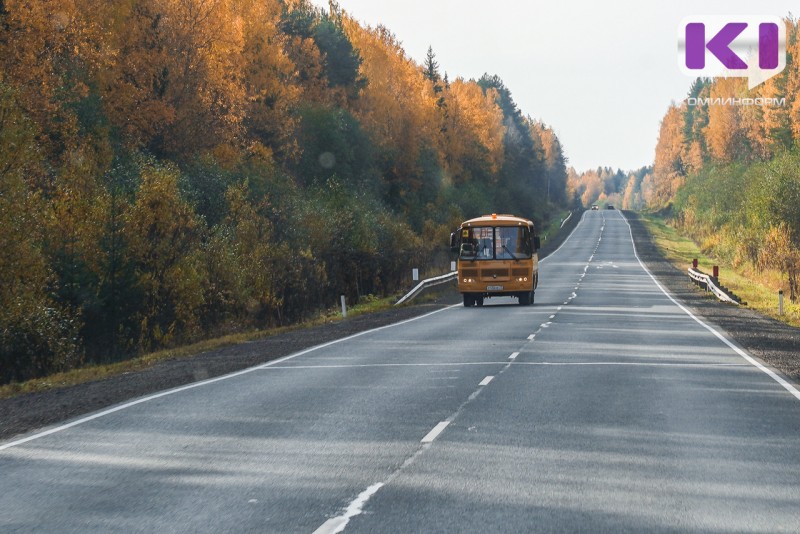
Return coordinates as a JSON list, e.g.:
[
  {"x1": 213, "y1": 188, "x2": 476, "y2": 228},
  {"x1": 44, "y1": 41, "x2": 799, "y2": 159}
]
[{"x1": 309, "y1": 0, "x2": 797, "y2": 172}]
